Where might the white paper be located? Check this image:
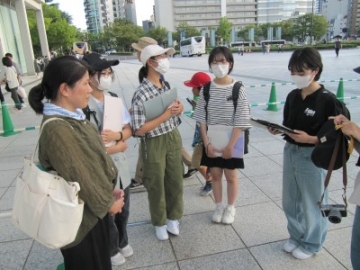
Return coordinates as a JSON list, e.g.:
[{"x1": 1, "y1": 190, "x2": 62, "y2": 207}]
[
  {"x1": 207, "y1": 125, "x2": 244, "y2": 158},
  {"x1": 103, "y1": 95, "x2": 123, "y2": 147}
]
